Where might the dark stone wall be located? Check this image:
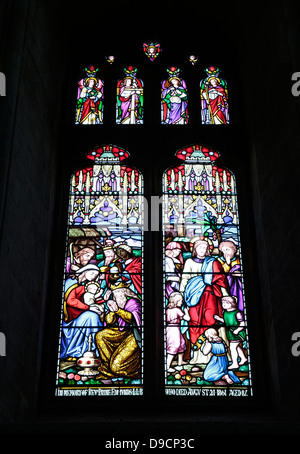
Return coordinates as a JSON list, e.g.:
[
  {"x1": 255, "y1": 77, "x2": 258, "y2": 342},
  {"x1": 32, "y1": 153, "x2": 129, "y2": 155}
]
[
  {"x1": 0, "y1": 0, "x2": 66, "y2": 420},
  {"x1": 0, "y1": 0, "x2": 300, "y2": 434},
  {"x1": 237, "y1": 0, "x2": 300, "y2": 418}
]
